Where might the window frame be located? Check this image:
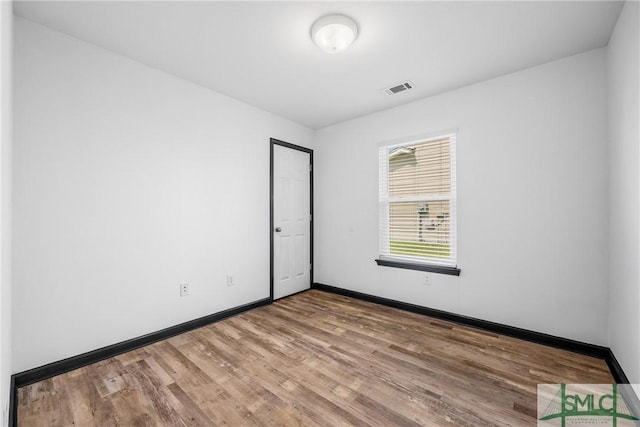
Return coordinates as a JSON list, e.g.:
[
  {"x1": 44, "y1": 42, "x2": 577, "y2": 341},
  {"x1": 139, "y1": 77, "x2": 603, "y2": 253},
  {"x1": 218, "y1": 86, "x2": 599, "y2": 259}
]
[{"x1": 376, "y1": 131, "x2": 460, "y2": 276}]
